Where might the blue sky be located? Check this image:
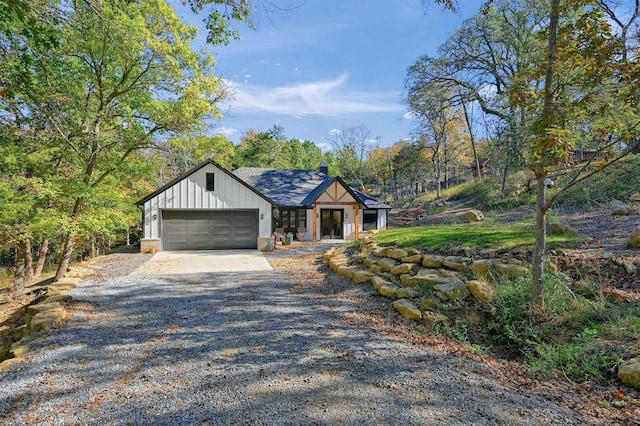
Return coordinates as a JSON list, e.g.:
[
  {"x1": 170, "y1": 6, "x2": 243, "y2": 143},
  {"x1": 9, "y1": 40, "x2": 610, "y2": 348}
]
[{"x1": 174, "y1": 1, "x2": 482, "y2": 150}]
